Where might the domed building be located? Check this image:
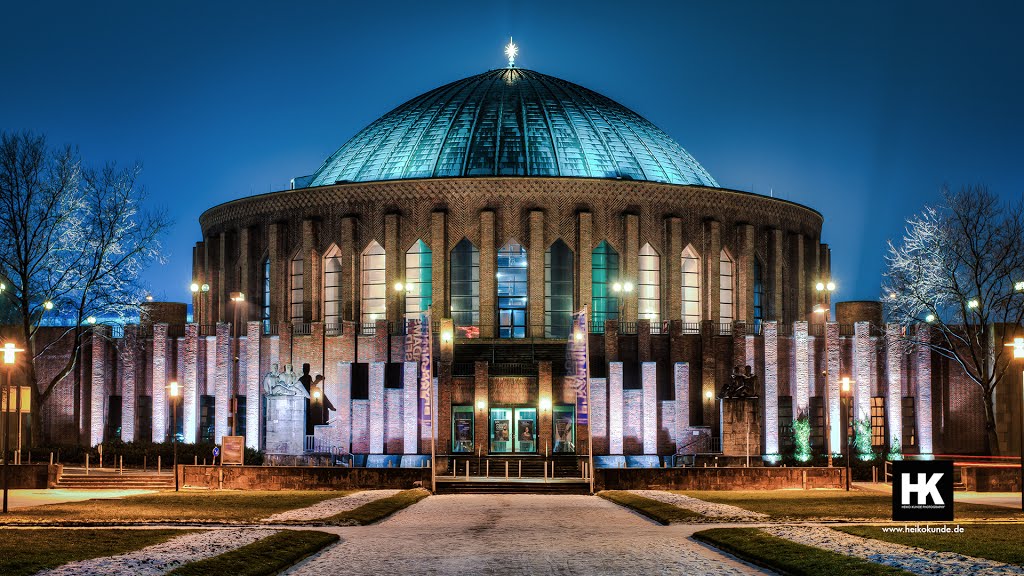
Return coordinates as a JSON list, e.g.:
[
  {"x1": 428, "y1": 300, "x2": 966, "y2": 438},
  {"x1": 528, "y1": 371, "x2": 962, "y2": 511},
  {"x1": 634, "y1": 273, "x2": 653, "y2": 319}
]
[{"x1": 69, "y1": 55, "x2": 980, "y2": 480}]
